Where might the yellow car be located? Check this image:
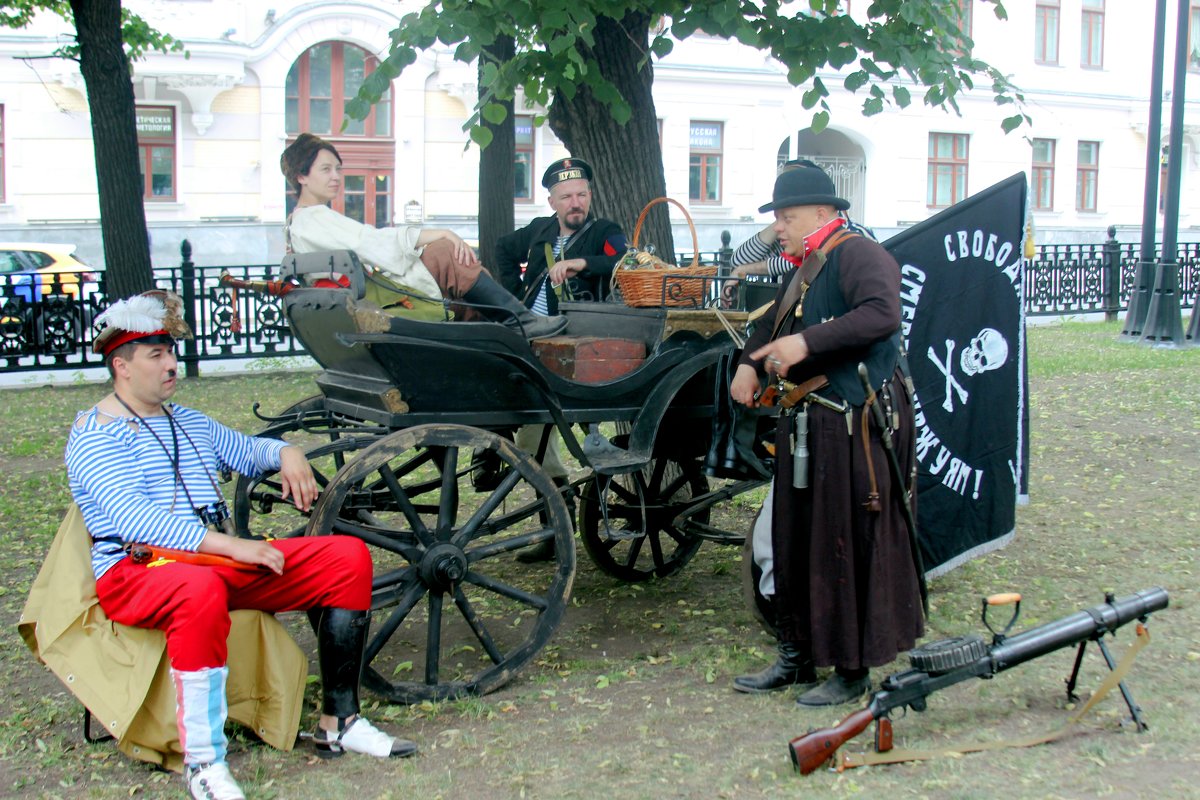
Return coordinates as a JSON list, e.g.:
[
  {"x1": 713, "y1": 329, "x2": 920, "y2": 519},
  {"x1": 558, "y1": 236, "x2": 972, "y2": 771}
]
[{"x1": 0, "y1": 242, "x2": 99, "y2": 301}]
